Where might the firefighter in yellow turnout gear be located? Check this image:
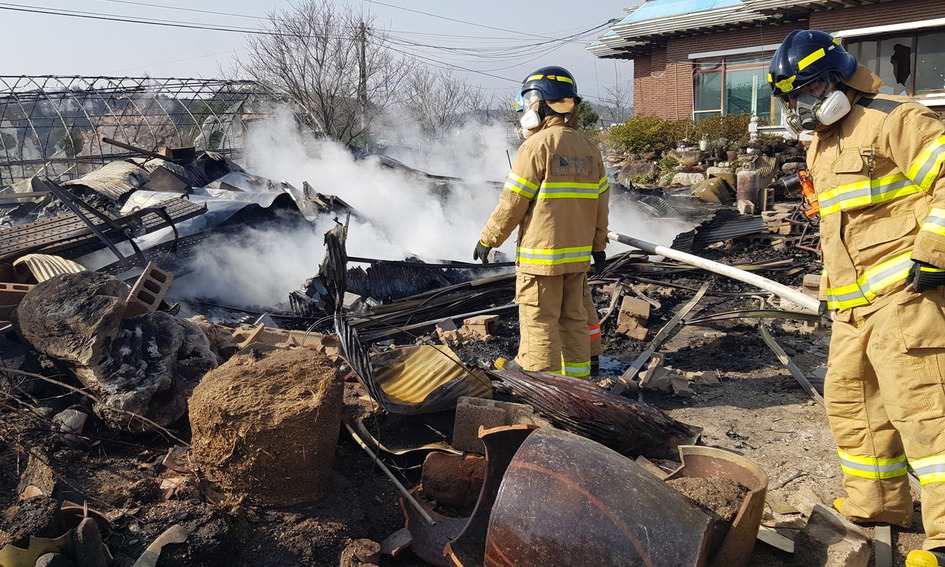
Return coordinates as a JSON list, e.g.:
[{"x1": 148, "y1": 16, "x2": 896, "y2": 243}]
[
  {"x1": 474, "y1": 66, "x2": 609, "y2": 378},
  {"x1": 770, "y1": 31, "x2": 945, "y2": 564}
]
